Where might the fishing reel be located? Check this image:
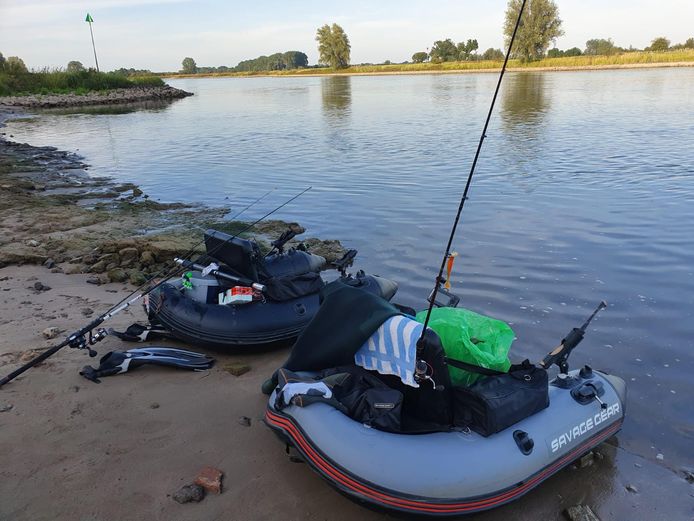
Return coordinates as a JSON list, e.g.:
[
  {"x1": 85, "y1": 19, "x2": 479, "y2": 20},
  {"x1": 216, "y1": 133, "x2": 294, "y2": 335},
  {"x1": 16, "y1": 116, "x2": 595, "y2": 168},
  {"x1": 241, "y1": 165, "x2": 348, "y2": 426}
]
[
  {"x1": 67, "y1": 327, "x2": 108, "y2": 357},
  {"x1": 414, "y1": 359, "x2": 444, "y2": 391}
]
